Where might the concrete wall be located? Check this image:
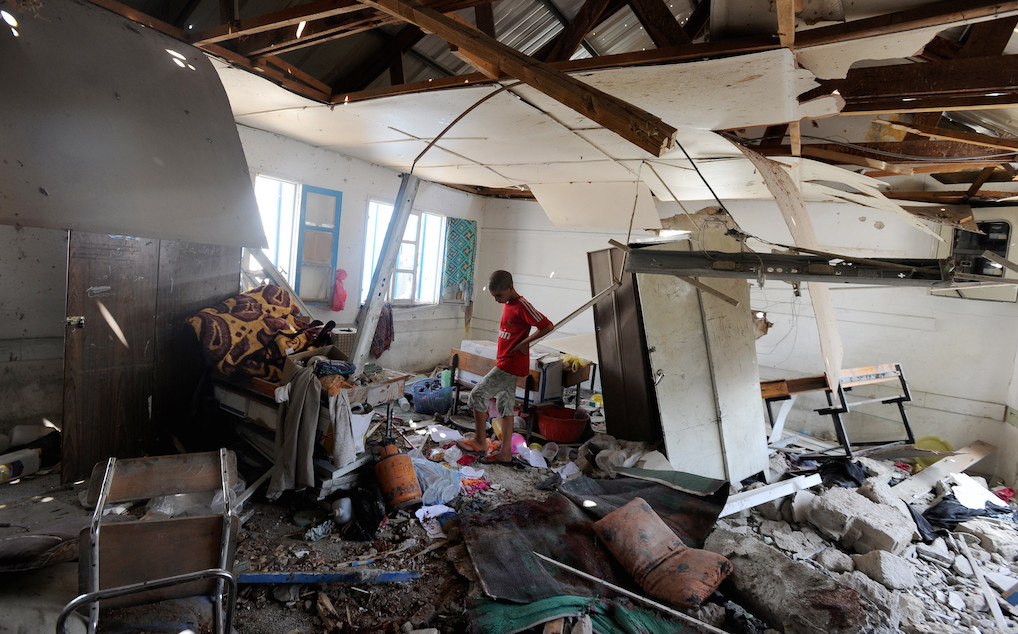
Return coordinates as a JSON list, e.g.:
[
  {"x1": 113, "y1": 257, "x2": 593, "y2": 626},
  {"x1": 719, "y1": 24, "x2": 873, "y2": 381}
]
[
  {"x1": 237, "y1": 125, "x2": 485, "y2": 373},
  {"x1": 472, "y1": 197, "x2": 656, "y2": 342},
  {"x1": 0, "y1": 225, "x2": 67, "y2": 435}
]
